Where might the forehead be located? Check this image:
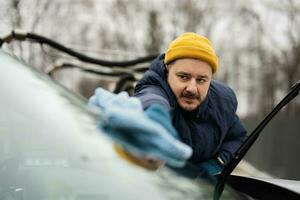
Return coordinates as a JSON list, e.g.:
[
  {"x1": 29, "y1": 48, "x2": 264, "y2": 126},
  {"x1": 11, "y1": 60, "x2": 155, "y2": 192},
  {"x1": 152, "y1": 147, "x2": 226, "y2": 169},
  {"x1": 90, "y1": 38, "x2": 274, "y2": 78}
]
[{"x1": 168, "y1": 58, "x2": 213, "y2": 75}]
